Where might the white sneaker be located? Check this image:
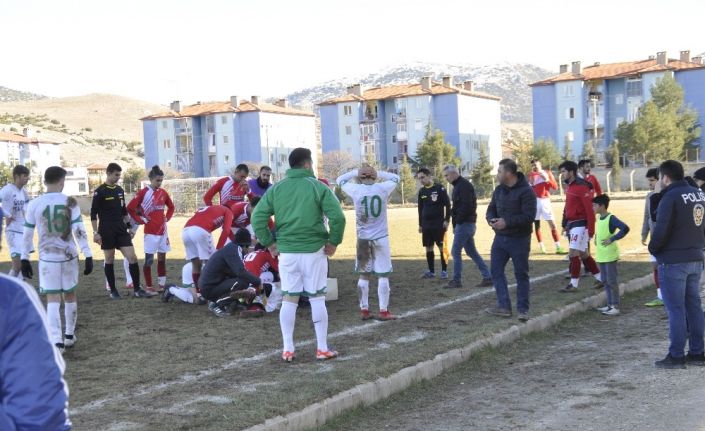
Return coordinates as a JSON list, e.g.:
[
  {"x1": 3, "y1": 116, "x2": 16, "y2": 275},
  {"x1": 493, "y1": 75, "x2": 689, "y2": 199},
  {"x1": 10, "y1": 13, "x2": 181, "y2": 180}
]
[
  {"x1": 602, "y1": 307, "x2": 620, "y2": 316},
  {"x1": 596, "y1": 305, "x2": 611, "y2": 312},
  {"x1": 64, "y1": 335, "x2": 76, "y2": 348}
]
